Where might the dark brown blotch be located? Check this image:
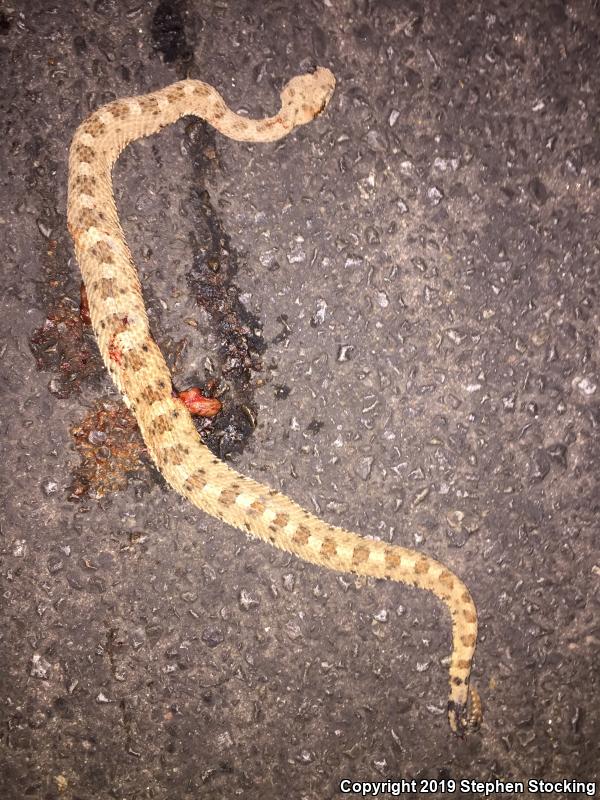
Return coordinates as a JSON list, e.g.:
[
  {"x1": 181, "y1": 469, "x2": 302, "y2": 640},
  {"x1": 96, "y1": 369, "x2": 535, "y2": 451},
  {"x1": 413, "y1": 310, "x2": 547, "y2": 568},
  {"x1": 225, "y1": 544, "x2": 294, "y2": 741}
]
[
  {"x1": 148, "y1": 414, "x2": 171, "y2": 437},
  {"x1": 103, "y1": 101, "x2": 130, "y2": 119},
  {"x1": 138, "y1": 96, "x2": 160, "y2": 113},
  {"x1": 76, "y1": 208, "x2": 100, "y2": 230},
  {"x1": 351, "y1": 544, "x2": 370, "y2": 566},
  {"x1": 82, "y1": 117, "x2": 107, "y2": 138},
  {"x1": 439, "y1": 570, "x2": 455, "y2": 588},
  {"x1": 73, "y1": 174, "x2": 97, "y2": 195},
  {"x1": 91, "y1": 241, "x2": 114, "y2": 263},
  {"x1": 97, "y1": 277, "x2": 116, "y2": 300},
  {"x1": 75, "y1": 143, "x2": 96, "y2": 164},
  {"x1": 219, "y1": 488, "x2": 238, "y2": 507},
  {"x1": 184, "y1": 469, "x2": 207, "y2": 495},
  {"x1": 211, "y1": 100, "x2": 227, "y2": 120},
  {"x1": 100, "y1": 312, "x2": 127, "y2": 333},
  {"x1": 415, "y1": 558, "x2": 431, "y2": 575},
  {"x1": 144, "y1": 384, "x2": 168, "y2": 405},
  {"x1": 160, "y1": 446, "x2": 185, "y2": 466},
  {"x1": 320, "y1": 538, "x2": 337, "y2": 560},
  {"x1": 292, "y1": 524, "x2": 311, "y2": 547},
  {"x1": 165, "y1": 85, "x2": 186, "y2": 102}
]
